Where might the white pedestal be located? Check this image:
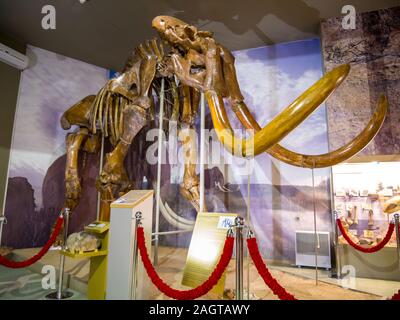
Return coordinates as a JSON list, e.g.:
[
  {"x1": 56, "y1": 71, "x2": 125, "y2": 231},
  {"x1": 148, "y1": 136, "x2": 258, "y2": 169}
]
[{"x1": 106, "y1": 190, "x2": 153, "y2": 300}]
